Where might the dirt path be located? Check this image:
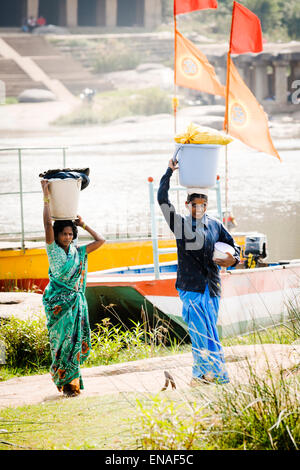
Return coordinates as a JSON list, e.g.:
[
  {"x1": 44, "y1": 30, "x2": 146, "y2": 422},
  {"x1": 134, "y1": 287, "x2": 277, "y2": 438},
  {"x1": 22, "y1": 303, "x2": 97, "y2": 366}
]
[{"x1": 0, "y1": 344, "x2": 299, "y2": 409}]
